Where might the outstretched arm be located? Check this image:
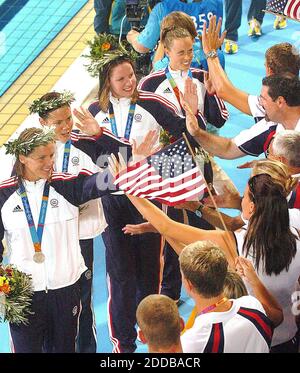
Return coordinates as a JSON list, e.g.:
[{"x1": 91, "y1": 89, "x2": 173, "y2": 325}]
[
  {"x1": 183, "y1": 101, "x2": 246, "y2": 159},
  {"x1": 174, "y1": 201, "x2": 244, "y2": 231},
  {"x1": 202, "y1": 16, "x2": 251, "y2": 116},
  {"x1": 126, "y1": 30, "x2": 150, "y2": 53},
  {"x1": 126, "y1": 194, "x2": 237, "y2": 266}
]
